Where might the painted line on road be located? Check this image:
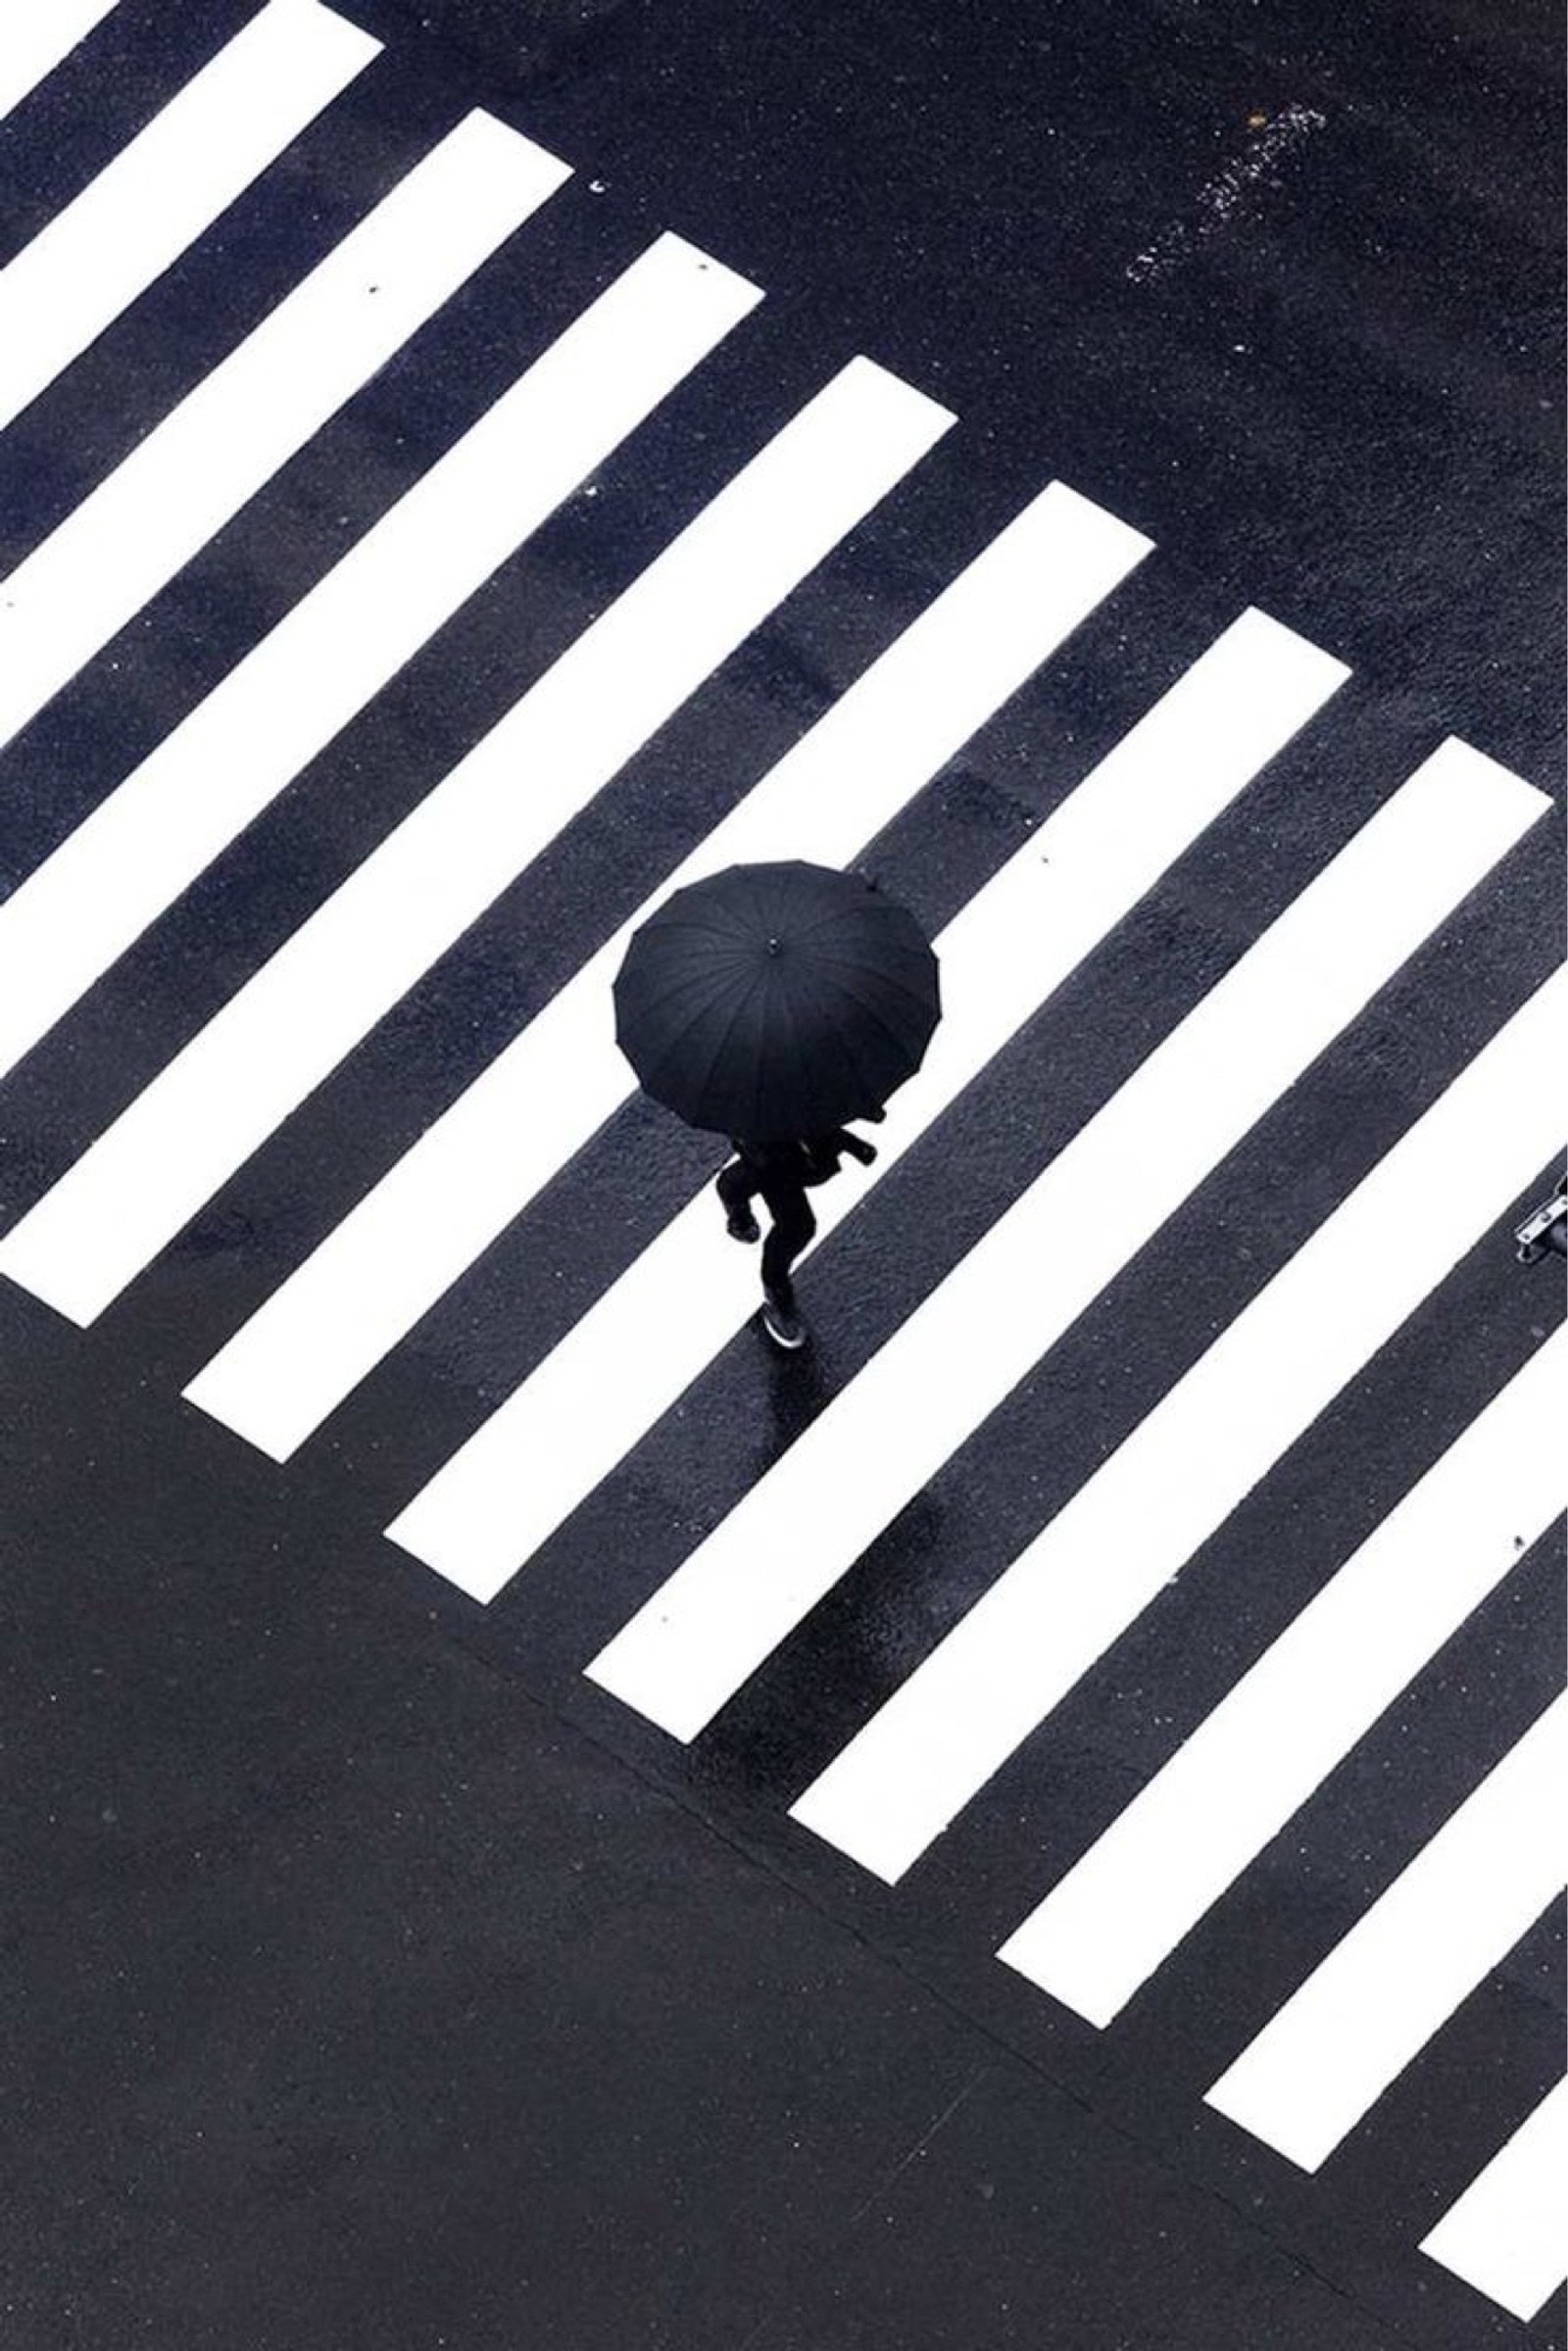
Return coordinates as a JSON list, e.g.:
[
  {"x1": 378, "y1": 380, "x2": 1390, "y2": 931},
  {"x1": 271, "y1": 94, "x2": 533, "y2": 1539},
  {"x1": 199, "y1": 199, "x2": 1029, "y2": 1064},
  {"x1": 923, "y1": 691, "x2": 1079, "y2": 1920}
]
[
  {"x1": 0, "y1": 232, "x2": 760, "y2": 1312},
  {"x1": 0, "y1": 225, "x2": 756, "y2": 1275},
  {"x1": 0, "y1": 356, "x2": 951, "y2": 1322},
  {"x1": 1419, "y1": 2077, "x2": 1568, "y2": 2323},
  {"x1": 379, "y1": 609, "x2": 1345, "y2": 1596},
  {"x1": 0, "y1": 0, "x2": 122, "y2": 122},
  {"x1": 1204, "y1": 1690, "x2": 1568, "y2": 2171},
  {"x1": 784, "y1": 953, "x2": 1564, "y2": 1880},
  {"x1": 0, "y1": 111, "x2": 568, "y2": 783},
  {"x1": 997, "y1": 1325, "x2": 1568, "y2": 2023},
  {"x1": 188, "y1": 477, "x2": 1153, "y2": 1462},
  {"x1": 0, "y1": 0, "x2": 380, "y2": 435},
  {"x1": 583, "y1": 755, "x2": 1552, "y2": 1749}
]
